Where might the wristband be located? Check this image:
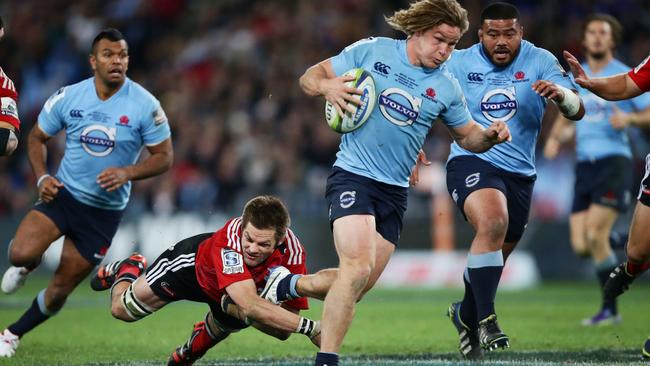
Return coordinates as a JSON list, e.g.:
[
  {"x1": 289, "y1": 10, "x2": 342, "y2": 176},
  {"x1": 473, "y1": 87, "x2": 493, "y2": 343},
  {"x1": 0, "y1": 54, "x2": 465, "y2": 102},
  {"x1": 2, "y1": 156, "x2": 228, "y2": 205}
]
[{"x1": 36, "y1": 174, "x2": 51, "y2": 188}]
